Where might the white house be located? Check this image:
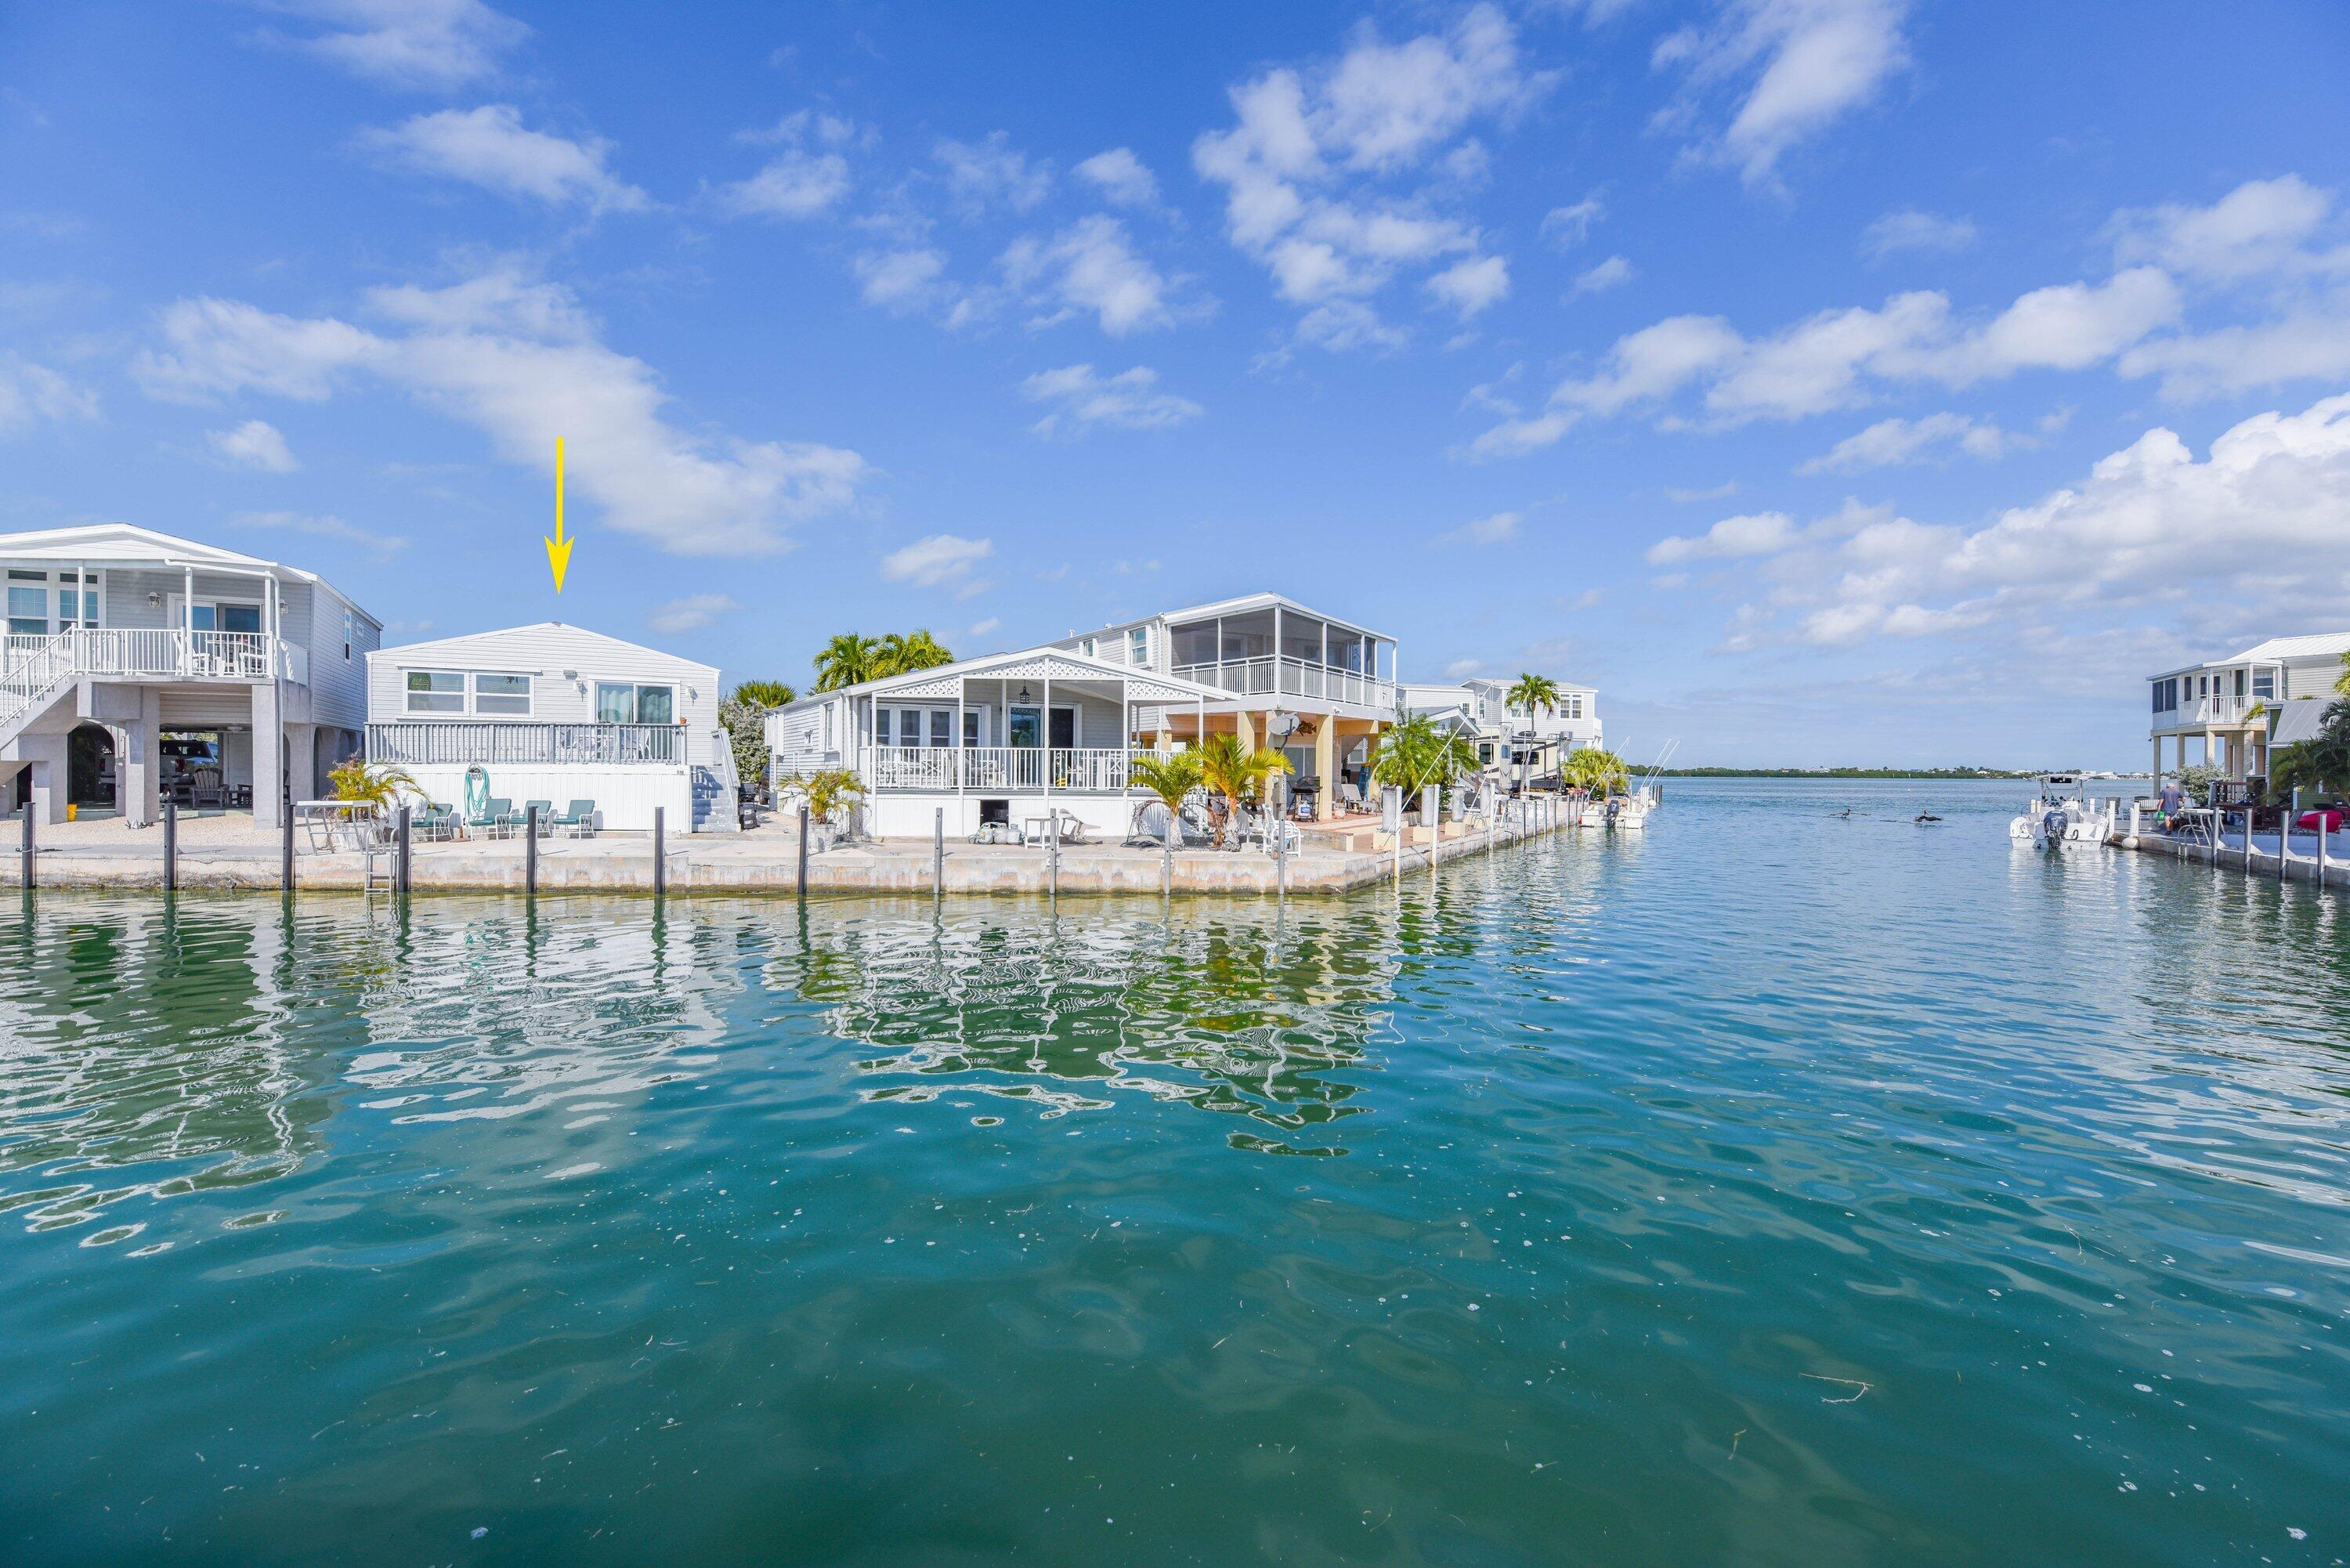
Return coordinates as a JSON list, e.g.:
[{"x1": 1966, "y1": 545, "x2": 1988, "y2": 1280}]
[
  {"x1": 2149, "y1": 630, "x2": 2350, "y2": 783},
  {"x1": 2, "y1": 522, "x2": 381, "y2": 826},
  {"x1": 1050, "y1": 592, "x2": 1401, "y2": 818},
  {"x1": 365, "y1": 623, "x2": 735, "y2": 833},
  {"x1": 1402, "y1": 674, "x2": 1602, "y2": 782},
  {"x1": 767, "y1": 644, "x2": 1235, "y2": 840}
]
